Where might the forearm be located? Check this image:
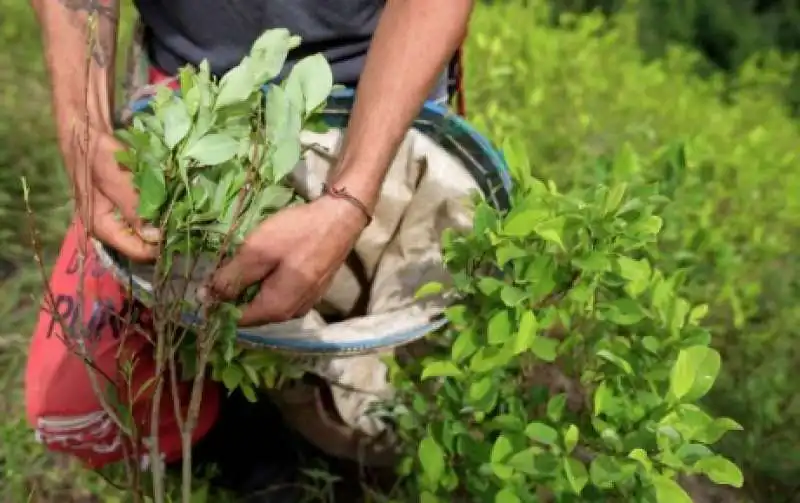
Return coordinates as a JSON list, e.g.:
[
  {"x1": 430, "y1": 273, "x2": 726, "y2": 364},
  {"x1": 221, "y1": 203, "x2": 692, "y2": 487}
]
[
  {"x1": 331, "y1": 0, "x2": 473, "y2": 210},
  {"x1": 32, "y1": 0, "x2": 120, "y2": 138}
]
